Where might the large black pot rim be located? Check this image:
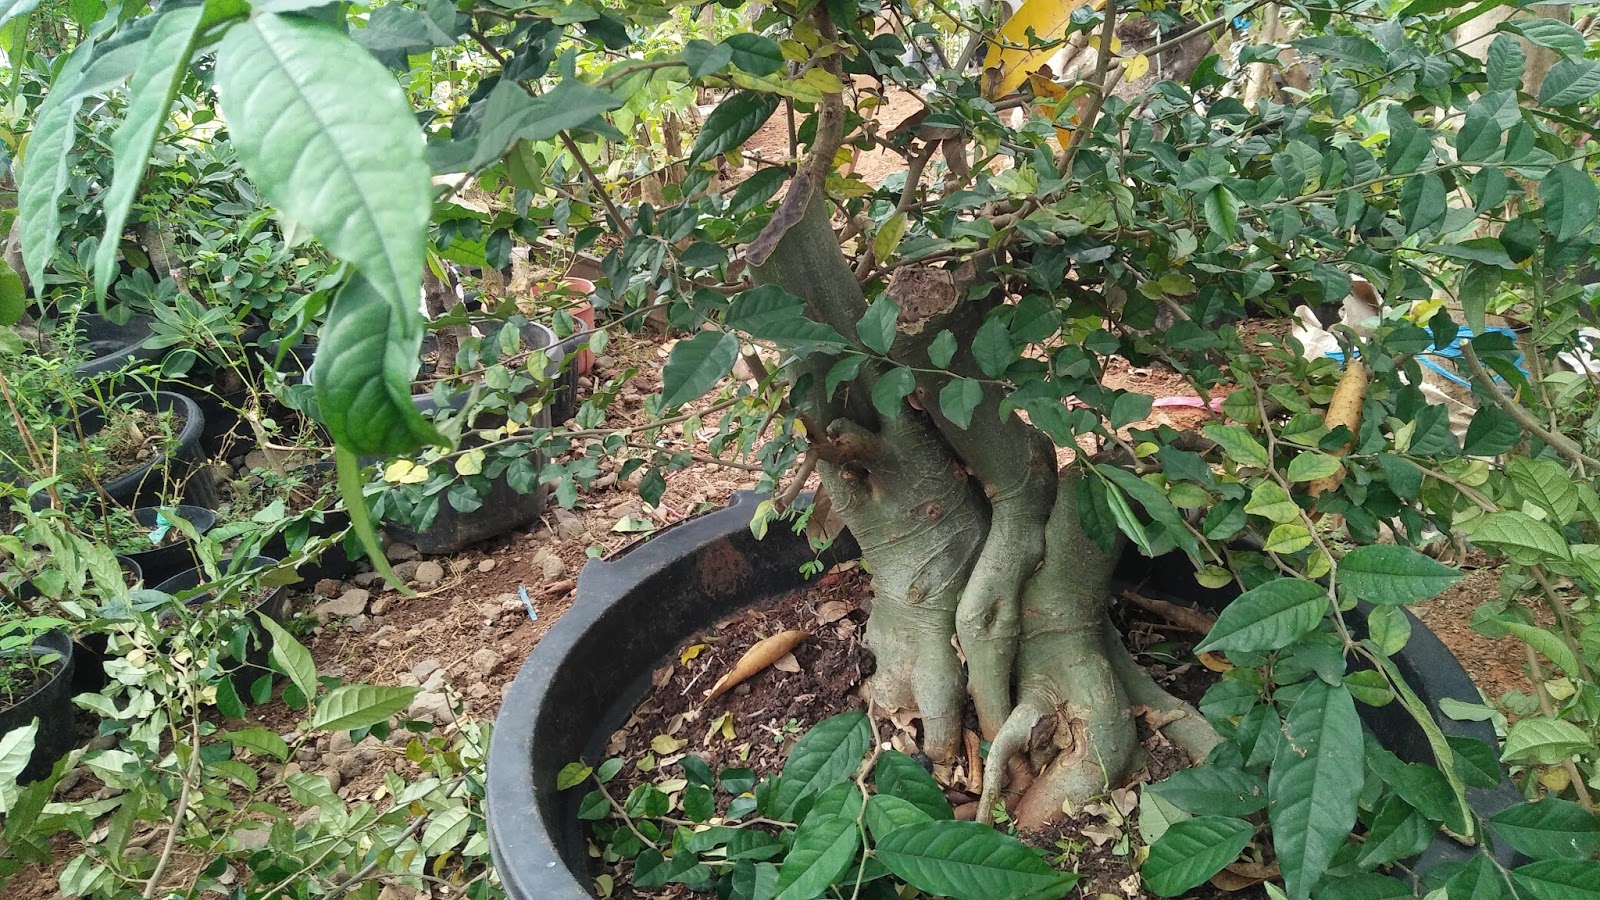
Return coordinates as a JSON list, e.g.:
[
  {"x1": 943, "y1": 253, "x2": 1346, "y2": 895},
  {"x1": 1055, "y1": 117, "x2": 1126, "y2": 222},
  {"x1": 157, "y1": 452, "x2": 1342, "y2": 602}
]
[
  {"x1": 31, "y1": 390, "x2": 215, "y2": 510},
  {"x1": 68, "y1": 314, "x2": 162, "y2": 379},
  {"x1": 488, "y1": 495, "x2": 1528, "y2": 899}
]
